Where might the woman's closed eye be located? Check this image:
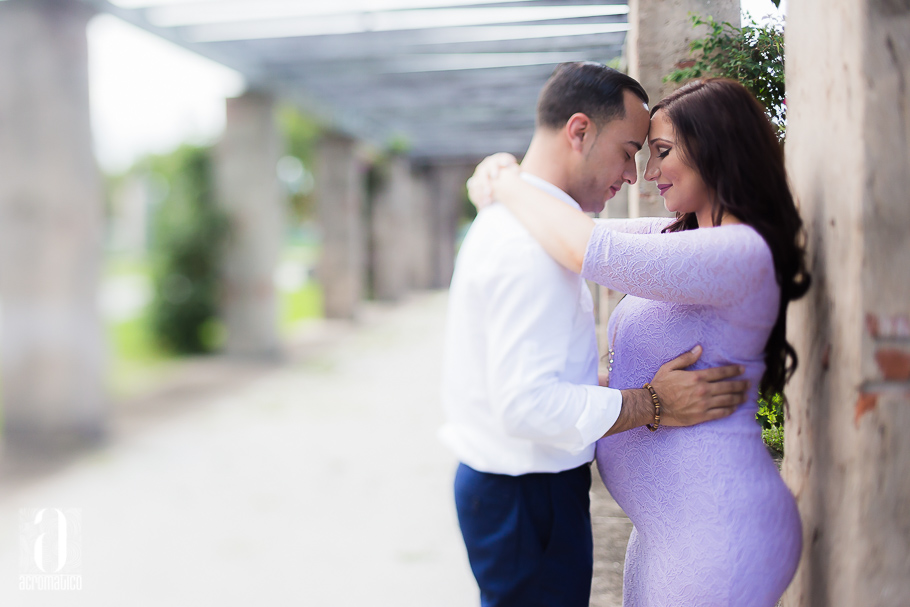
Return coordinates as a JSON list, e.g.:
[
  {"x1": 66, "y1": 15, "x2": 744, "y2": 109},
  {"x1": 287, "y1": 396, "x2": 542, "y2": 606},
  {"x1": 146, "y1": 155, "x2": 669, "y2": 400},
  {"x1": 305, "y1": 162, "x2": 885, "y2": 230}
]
[{"x1": 657, "y1": 148, "x2": 670, "y2": 159}]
